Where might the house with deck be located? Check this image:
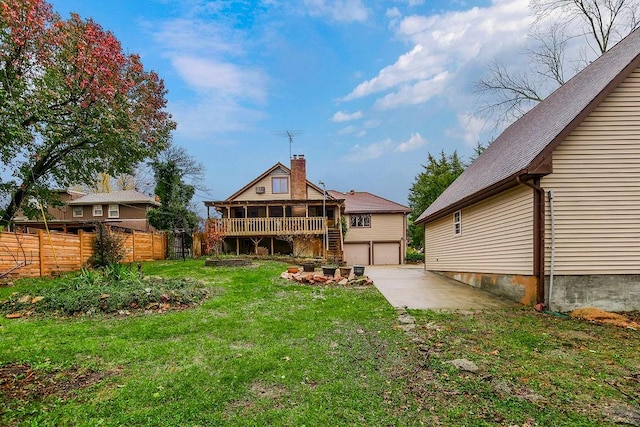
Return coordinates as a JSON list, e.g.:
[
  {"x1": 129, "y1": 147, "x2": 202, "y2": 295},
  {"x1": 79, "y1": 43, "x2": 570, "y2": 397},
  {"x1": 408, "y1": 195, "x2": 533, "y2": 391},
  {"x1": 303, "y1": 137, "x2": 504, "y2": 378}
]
[
  {"x1": 328, "y1": 190, "x2": 410, "y2": 265},
  {"x1": 205, "y1": 155, "x2": 345, "y2": 260},
  {"x1": 415, "y1": 28, "x2": 640, "y2": 312}
]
